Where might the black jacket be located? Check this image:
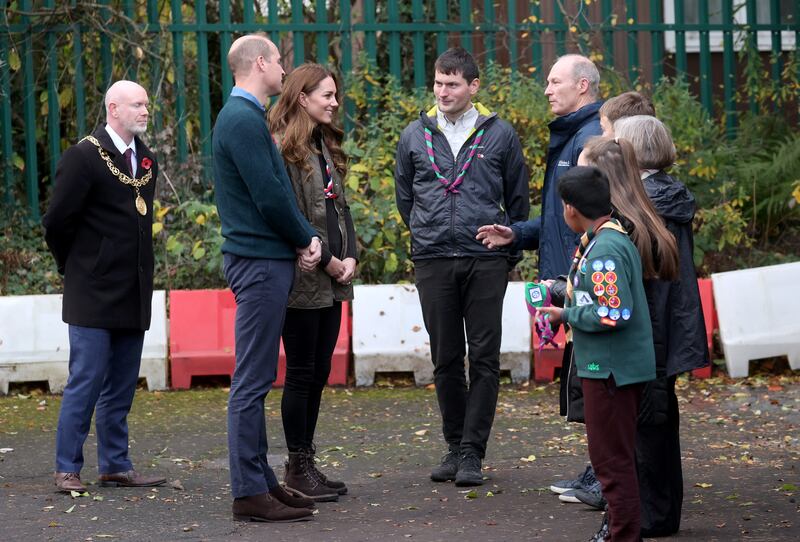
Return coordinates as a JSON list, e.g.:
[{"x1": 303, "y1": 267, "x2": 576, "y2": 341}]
[
  {"x1": 642, "y1": 170, "x2": 709, "y2": 377},
  {"x1": 395, "y1": 104, "x2": 530, "y2": 260},
  {"x1": 42, "y1": 127, "x2": 158, "y2": 330}
]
